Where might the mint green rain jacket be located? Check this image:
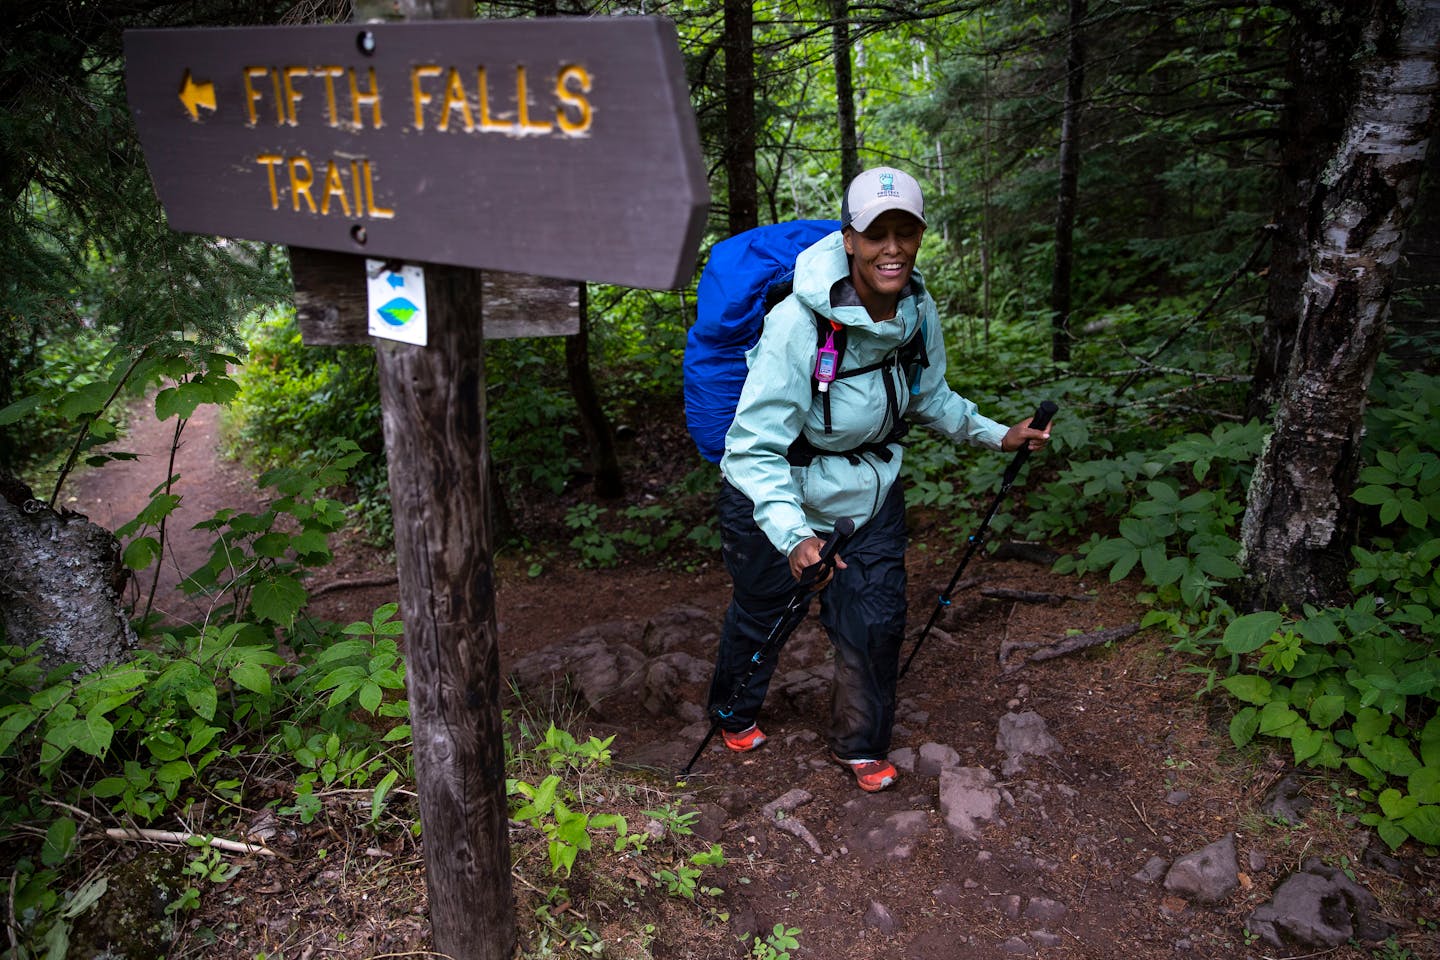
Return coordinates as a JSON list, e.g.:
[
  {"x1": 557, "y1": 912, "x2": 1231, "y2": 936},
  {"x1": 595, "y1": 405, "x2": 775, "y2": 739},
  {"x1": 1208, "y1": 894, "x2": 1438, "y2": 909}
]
[{"x1": 721, "y1": 230, "x2": 1008, "y2": 558}]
